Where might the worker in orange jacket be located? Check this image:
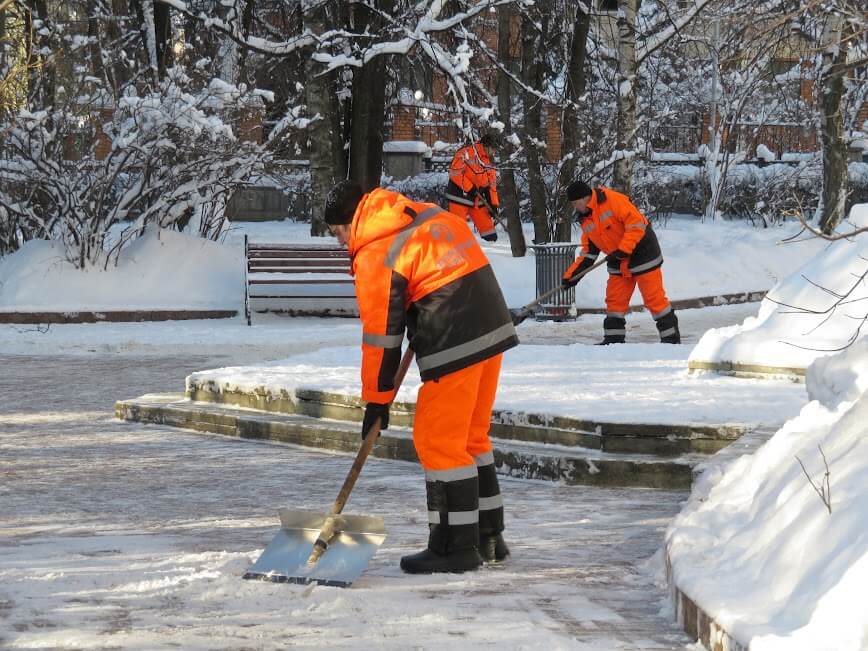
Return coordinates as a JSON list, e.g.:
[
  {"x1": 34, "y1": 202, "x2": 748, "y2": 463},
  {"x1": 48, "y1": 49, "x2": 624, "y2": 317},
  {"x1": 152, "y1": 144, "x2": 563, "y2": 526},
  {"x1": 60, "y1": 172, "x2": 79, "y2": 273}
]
[
  {"x1": 444, "y1": 133, "x2": 499, "y2": 242},
  {"x1": 561, "y1": 181, "x2": 680, "y2": 344},
  {"x1": 324, "y1": 180, "x2": 518, "y2": 574}
]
